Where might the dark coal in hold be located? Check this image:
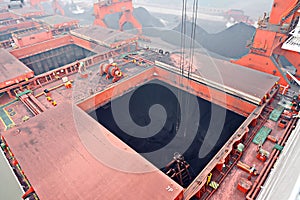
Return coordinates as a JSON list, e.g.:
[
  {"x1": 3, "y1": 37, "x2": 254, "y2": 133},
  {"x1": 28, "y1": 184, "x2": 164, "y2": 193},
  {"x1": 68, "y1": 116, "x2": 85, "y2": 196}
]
[{"x1": 90, "y1": 80, "x2": 245, "y2": 185}]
